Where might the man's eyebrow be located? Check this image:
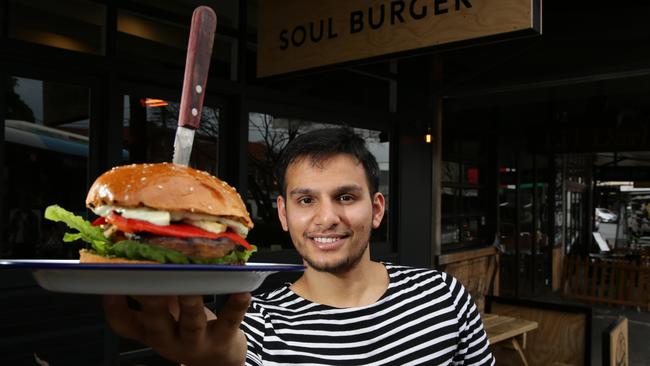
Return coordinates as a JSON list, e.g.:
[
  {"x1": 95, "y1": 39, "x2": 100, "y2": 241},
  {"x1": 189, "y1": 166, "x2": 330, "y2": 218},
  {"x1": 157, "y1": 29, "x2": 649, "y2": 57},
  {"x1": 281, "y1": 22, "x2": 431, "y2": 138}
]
[
  {"x1": 334, "y1": 185, "x2": 363, "y2": 194},
  {"x1": 289, "y1": 188, "x2": 314, "y2": 196},
  {"x1": 288, "y1": 185, "x2": 363, "y2": 196}
]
